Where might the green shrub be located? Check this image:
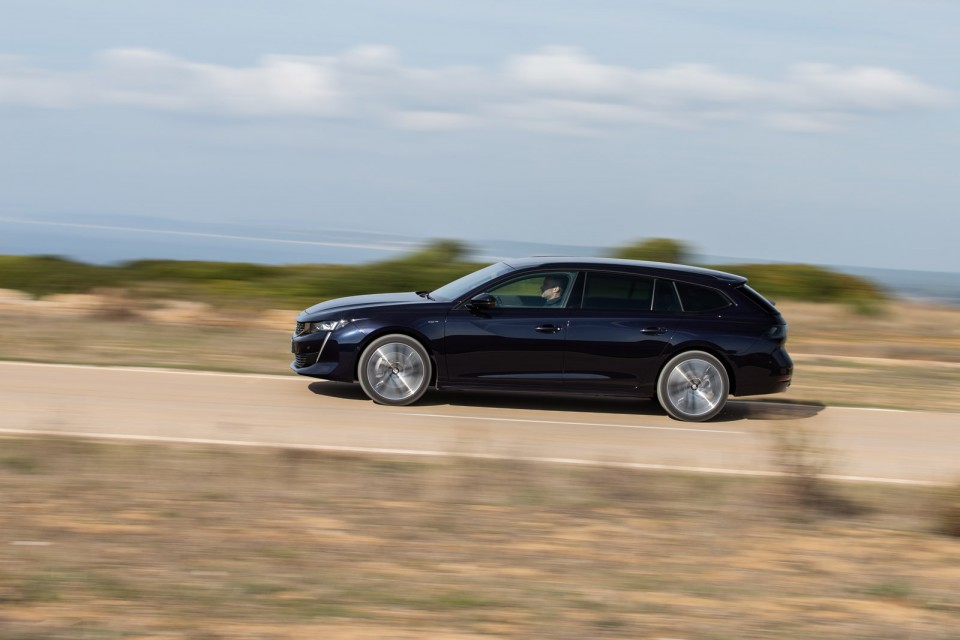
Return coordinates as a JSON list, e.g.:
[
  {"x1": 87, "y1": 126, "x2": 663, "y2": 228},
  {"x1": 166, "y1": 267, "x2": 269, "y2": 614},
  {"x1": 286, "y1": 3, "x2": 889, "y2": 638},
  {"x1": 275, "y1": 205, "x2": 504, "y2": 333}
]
[
  {"x1": 0, "y1": 238, "x2": 886, "y2": 311},
  {"x1": 709, "y1": 263, "x2": 887, "y2": 308},
  {"x1": 0, "y1": 255, "x2": 125, "y2": 296},
  {"x1": 124, "y1": 259, "x2": 279, "y2": 283},
  {"x1": 609, "y1": 238, "x2": 691, "y2": 264},
  {"x1": 605, "y1": 238, "x2": 885, "y2": 308}
]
